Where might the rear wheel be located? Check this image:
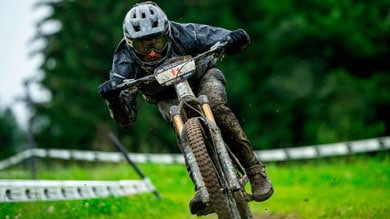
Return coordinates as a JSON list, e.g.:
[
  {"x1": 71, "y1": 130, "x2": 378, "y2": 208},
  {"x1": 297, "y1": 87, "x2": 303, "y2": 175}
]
[{"x1": 185, "y1": 118, "x2": 251, "y2": 218}]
